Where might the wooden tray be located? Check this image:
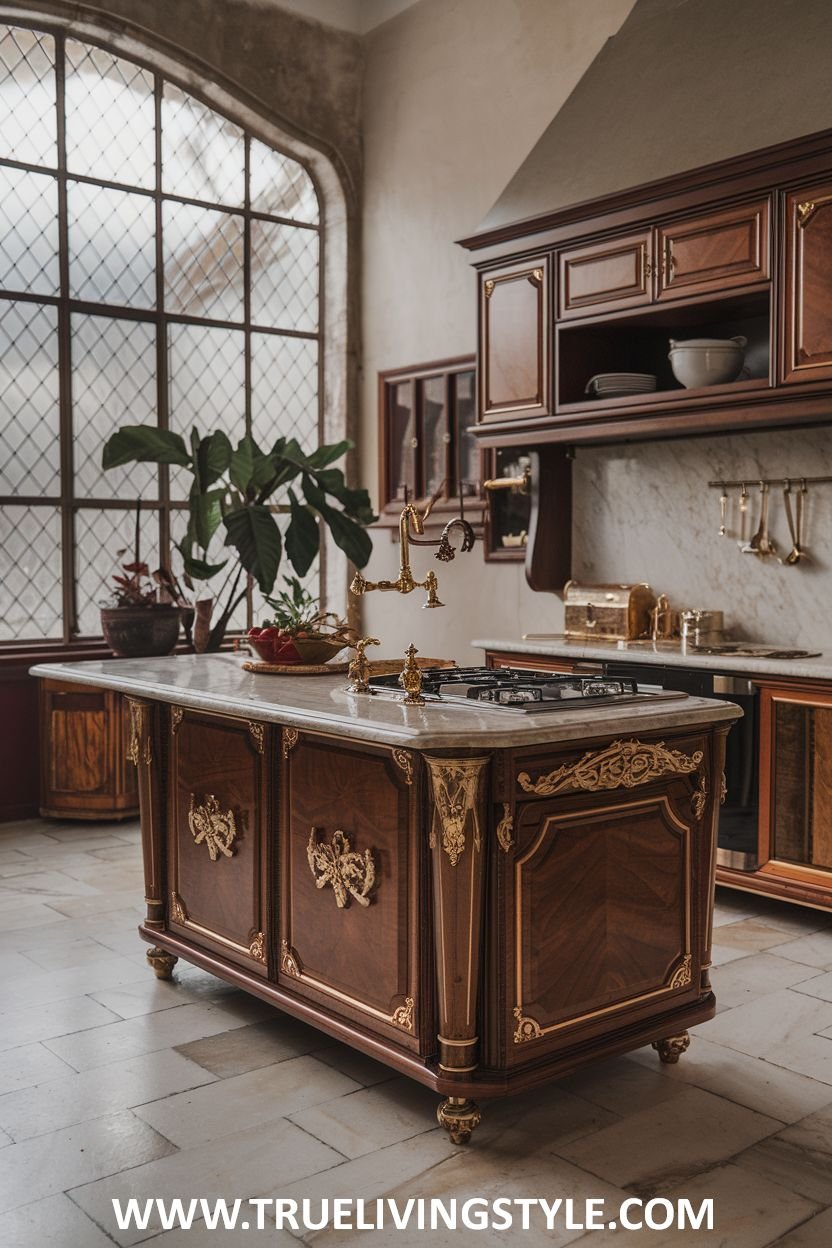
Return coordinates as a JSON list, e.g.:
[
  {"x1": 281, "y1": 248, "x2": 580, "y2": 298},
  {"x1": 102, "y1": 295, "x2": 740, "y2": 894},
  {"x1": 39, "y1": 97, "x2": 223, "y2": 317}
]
[{"x1": 241, "y1": 656, "x2": 456, "y2": 677}]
